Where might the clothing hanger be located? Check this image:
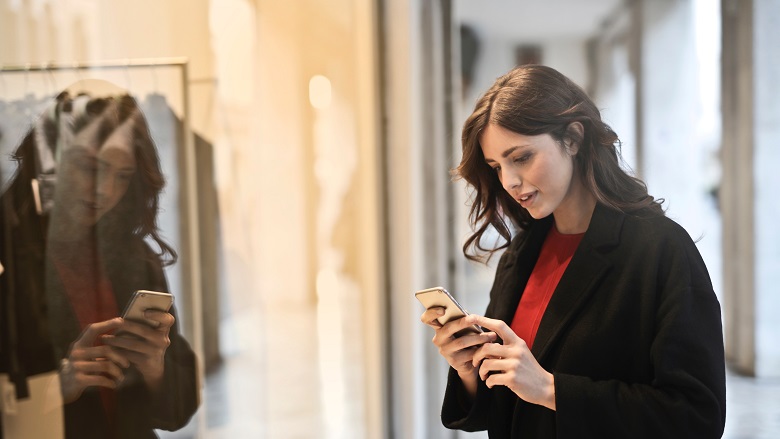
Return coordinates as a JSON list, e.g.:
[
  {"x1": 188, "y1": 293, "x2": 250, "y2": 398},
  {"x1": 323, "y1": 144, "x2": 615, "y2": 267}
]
[
  {"x1": 0, "y1": 72, "x2": 7, "y2": 111},
  {"x1": 124, "y1": 60, "x2": 133, "y2": 93},
  {"x1": 23, "y1": 64, "x2": 34, "y2": 119},
  {"x1": 44, "y1": 64, "x2": 58, "y2": 99}
]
